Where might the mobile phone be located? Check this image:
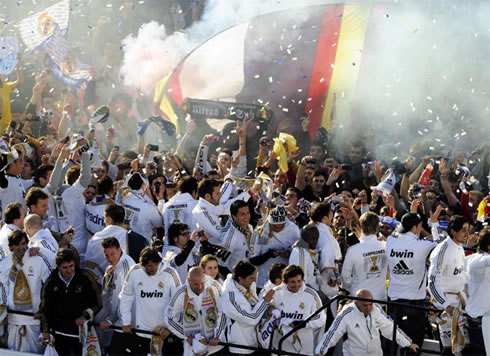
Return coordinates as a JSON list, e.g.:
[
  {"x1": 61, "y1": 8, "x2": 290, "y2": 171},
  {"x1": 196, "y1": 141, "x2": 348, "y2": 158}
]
[
  {"x1": 148, "y1": 144, "x2": 159, "y2": 152},
  {"x1": 260, "y1": 138, "x2": 272, "y2": 147},
  {"x1": 114, "y1": 145, "x2": 120, "y2": 151},
  {"x1": 341, "y1": 164, "x2": 351, "y2": 171},
  {"x1": 154, "y1": 182, "x2": 161, "y2": 194},
  {"x1": 306, "y1": 157, "x2": 317, "y2": 165},
  {"x1": 61, "y1": 136, "x2": 70, "y2": 144},
  {"x1": 332, "y1": 196, "x2": 344, "y2": 203},
  {"x1": 197, "y1": 230, "x2": 205, "y2": 238},
  {"x1": 117, "y1": 162, "x2": 131, "y2": 170}
]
